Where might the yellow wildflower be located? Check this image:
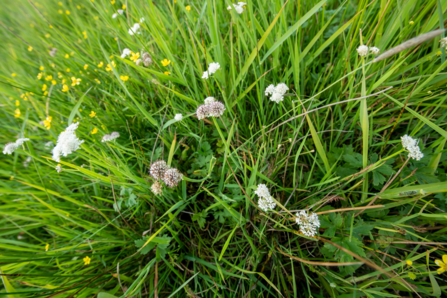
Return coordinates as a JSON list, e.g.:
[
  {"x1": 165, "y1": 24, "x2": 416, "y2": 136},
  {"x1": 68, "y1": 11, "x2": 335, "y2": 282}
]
[
  {"x1": 120, "y1": 75, "x2": 129, "y2": 82},
  {"x1": 42, "y1": 84, "x2": 47, "y2": 91},
  {"x1": 15, "y1": 100, "x2": 20, "y2": 107},
  {"x1": 406, "y1": 260, "x2": 413, "y2": 266},
  {"x1": 94, "y1": 16, "x2": 99, "y2": 20},
  {"x1": 130, "y1": 52, "x2": 140, "y2": 62},
  {"x1": 186, "y1": 5, "x2": 191, "y2": 12},
  {"x1": 45, "y1": 243, "x2": 49, "y2": 251},
  {"x1": 91, "y1": 127, "x2": 98, "y2": 134},
  {"x1": 89, "y1": 111, "x2": 96, "y2": 118},
  {"x1": 45, "y1": 33, "x2": 50, "y2": 38},
  {"x1": 44, "y1": 91, "x2": 49, "y2": 96},
  {"x1": 65, "y1": 54, "x2": 69, "y2": 58},
  {"x1": 66, "y1": 10, "x2": 70, "y2": 15},
  {"x1": 51, "y1": 63, "x2": 55, "y2": 68},
  {"x1": 45, "y1": 75, "x2": 53, "y2": 81},
  {"x1": 37, "y1": 73, "x2": 43, "y2": 79},
  {"x1": 40, "y1": 66, "x2": 44, "y2": 71},
  {"x1": 161, "y1": 59, "x2": 171, "y2": 66},
  {"x1": 52, "y1": 80, "x2": 57, "y2": 85},
  {"x1": 122, "y1": 4, "x2": 126, "y2": 9},
  {"x1": 66, "y1": 68, "x2": 70, "y2": 72},
  {"x1": 62, "y1": 79, "x2": 67, "y2": 84},
  {"x1": 409, "y1": 21, "x2": 414, "y2": 25},
  {"x1": 12, "y1": 73, "x2": 17, "y2": 77},
  {"x1": 77, "y1": 5, "x2": 81, "y2": 9},
  {"x1": 105, "y1": 61, "x2": 116, "y2": 71},
  {"x1": 111, "y1": 0, "x2": 115, "y2": 3},
  {"x1": 164, "y1": 71, "x2": 170, "y2": 75},
  {"x1": 28, "y1": 46, "x2": 33, "y2": 51},
  {"x1": 84, "y1": 64, "x2": 88, "y2": 70},
  {"x1": 83, "y1": 31, "x2": 87, "y2": 39},
  {"x1": 43, "y1": 116, "x2": 52, "y2": 129},
  {"x1": 71, "y1": 77, "x2": 81, "y2": 86},
  {"x1": 435, "y1": 255, "x2": 447, "y2": 274},
  {"x1": 14, "y1": 109, "x2": 21, "y2": 118},
  {"x1": 58, "y1": 9, "x2": 63, "y2": 14},
  {"x1": 58, "y1": 1, "x2": 62, "y2": 5},
  {"x1": 97, "y1": 61, "x2": 104, "y2": 67},
  {"x1": 83, "y1": 256, "x2": 91, "y2": 265},
  {"x1": 62, "y1": 84, "x2": 69, "y2": 92}
]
